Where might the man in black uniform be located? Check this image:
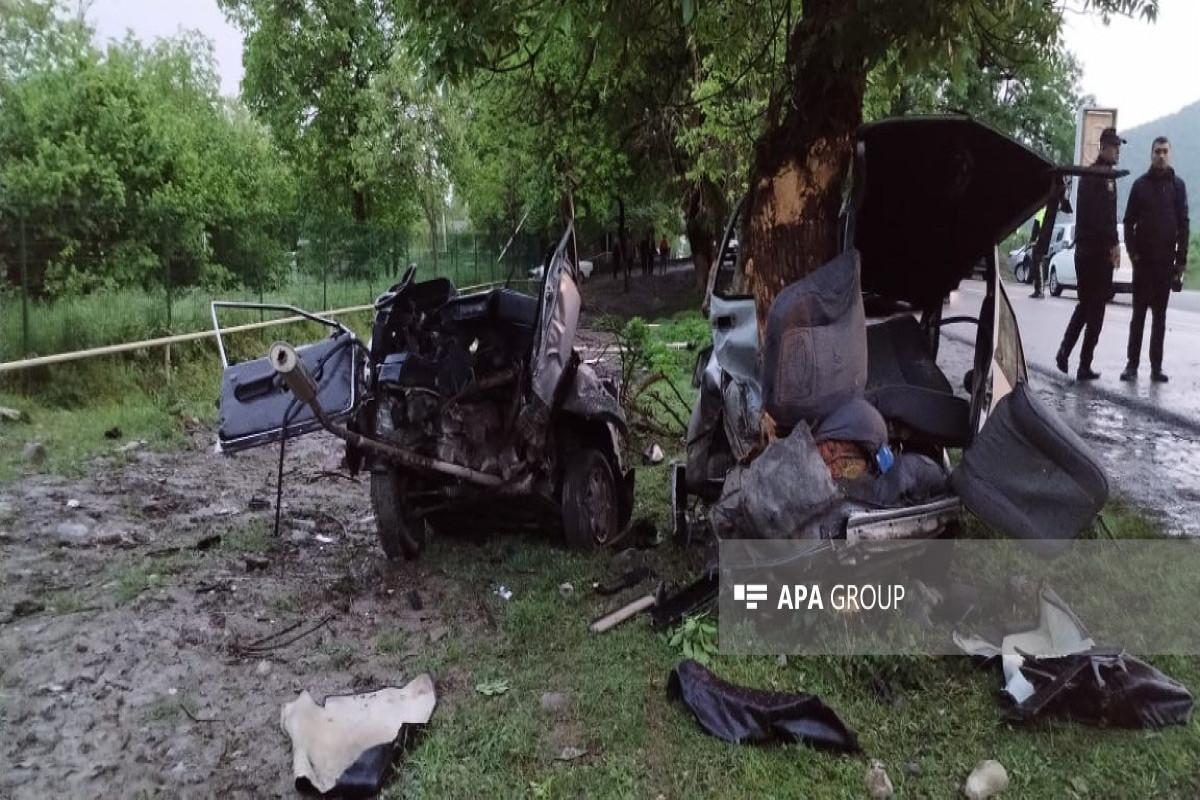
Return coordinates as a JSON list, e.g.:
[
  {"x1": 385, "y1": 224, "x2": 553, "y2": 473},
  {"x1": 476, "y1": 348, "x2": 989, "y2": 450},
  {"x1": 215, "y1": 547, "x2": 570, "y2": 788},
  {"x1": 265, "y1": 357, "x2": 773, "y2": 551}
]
[
  {"x1": 1056, "y1": 127, "x2": 1124, "y2": 381},
  {"x1": 1119, "y1": 136, "x2": 1190, "y2": 383}
]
